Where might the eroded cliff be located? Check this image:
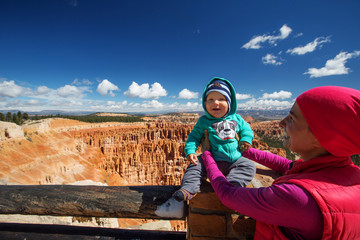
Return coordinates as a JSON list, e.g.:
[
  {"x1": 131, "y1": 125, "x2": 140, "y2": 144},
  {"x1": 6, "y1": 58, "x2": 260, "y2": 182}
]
[
  {"x1": 0, "y1": 117, "x2": 286, "y2": 186},
  {"x1": 68, "y1": 122, "x2": 193, "y2": 186},
  {"x1": 0, "y1": 116, "x2": 286, "y2": 231}
]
